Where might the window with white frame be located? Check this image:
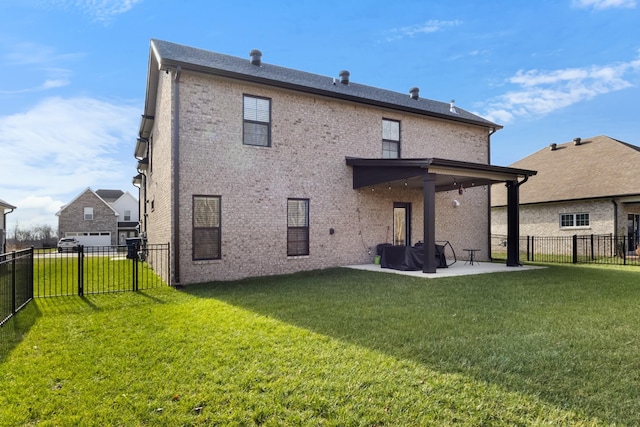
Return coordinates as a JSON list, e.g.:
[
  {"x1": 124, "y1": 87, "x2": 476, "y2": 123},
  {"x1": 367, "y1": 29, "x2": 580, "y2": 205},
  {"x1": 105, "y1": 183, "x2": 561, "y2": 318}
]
[
  {"x1": 124, "y1": 210, "x2": 131, "y2": 221},
  {"x1": 243, "y1": 95, "x2": 271, "y2": 147},
  {"x1": 560, "y1": 213, "x2": 590, "y2": 228},
  {"x1": 382, "y1": 119, "x2": 400, "y2": 158},
  {"x1": 84, "y1": 207, "x2": 94, "y2": 220}
]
